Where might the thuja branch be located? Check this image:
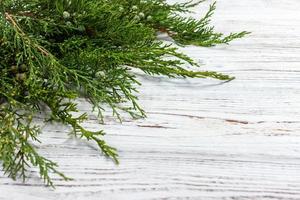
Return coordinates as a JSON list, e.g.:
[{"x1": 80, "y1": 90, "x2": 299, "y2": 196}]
[
  {"x1": 0, "y1": 0, "x2": 249, "y2": 186},
  {"x1": 5, "y1": 12, "x2": 49, "y2": 56}
]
